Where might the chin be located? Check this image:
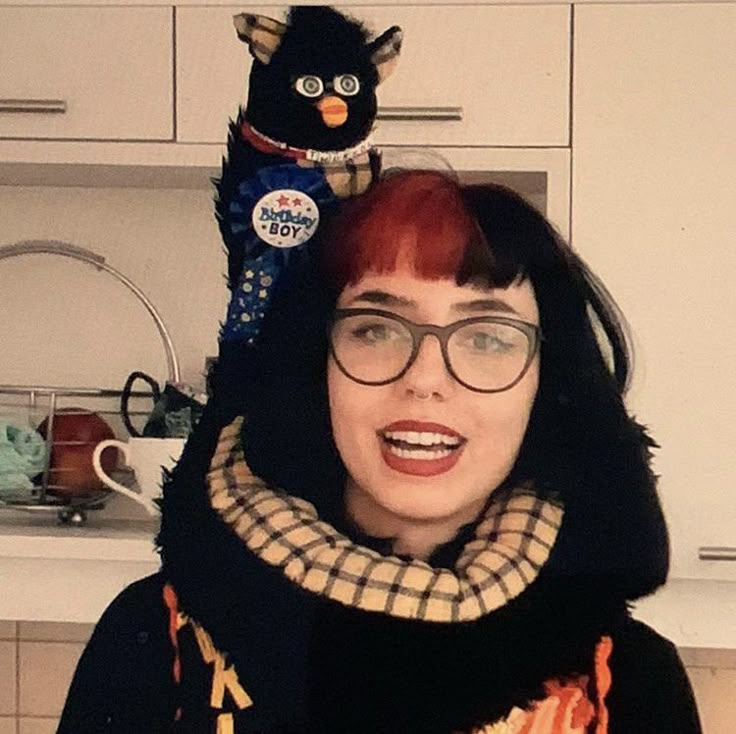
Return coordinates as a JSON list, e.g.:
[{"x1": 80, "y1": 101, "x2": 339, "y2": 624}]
[{"x1": 372, "y1": 485, "x2": 475, "y2": 524}]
